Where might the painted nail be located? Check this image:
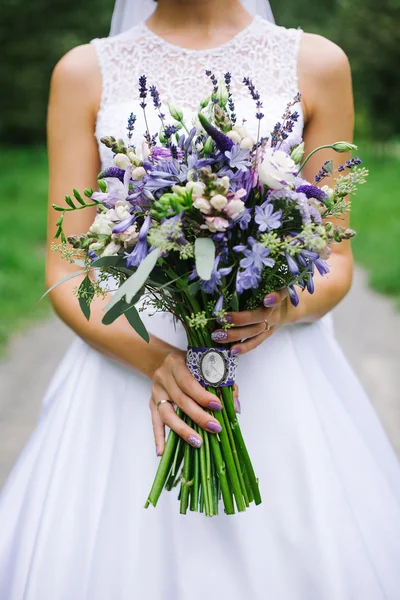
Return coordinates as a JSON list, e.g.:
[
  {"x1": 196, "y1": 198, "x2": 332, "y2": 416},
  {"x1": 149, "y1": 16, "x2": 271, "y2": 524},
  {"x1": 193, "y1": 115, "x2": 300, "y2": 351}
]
[
  {"x1": 231, "y1": 347, "x2": 241, "y2": 356},
  {"x1": 263, "y1": 295, "x2": 277, "y2": 307},
  {"x1": 208, "y1": 401, "x2": 223, "y2": 411},
  {"x1": 188, "y1": 435, "x2": 202, "y2": 448},
  {"x1": 206, "y1": 421, "x2": 222, "y2": 433},
  {"x1": 234, "y1": 397, "x2": 241, "y2": 414},
  {"x1": 217, "y1": 314, "x2": 233, "y2": 325},
  {"x1": 156, "y1": 444, "x2": 160, "y2": 456},
  {"x1": 211, "y1": 330, "x2": 228, "y2": 342}
]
